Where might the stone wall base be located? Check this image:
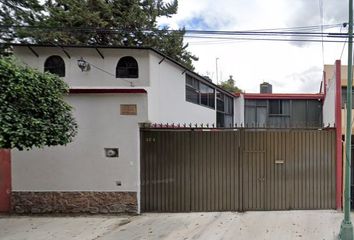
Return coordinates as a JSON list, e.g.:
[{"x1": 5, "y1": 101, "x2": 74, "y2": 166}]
[{"x1": 11, "y1": 191, "x2": 137, "y2": 214}]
